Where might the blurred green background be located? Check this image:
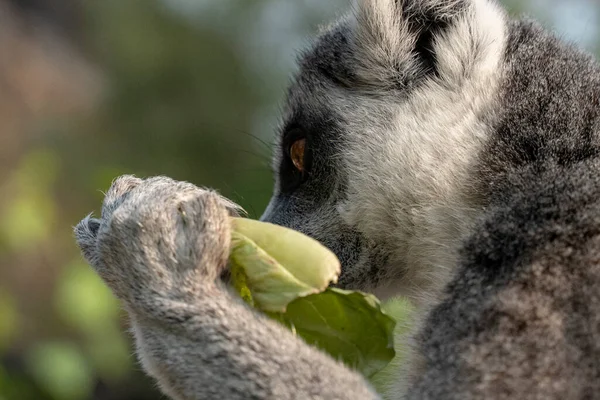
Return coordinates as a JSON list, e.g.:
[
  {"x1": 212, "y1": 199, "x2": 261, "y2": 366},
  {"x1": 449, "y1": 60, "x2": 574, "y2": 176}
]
[{"x1": 0, "y1": 0, "x2": 597, "y2": 398}]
